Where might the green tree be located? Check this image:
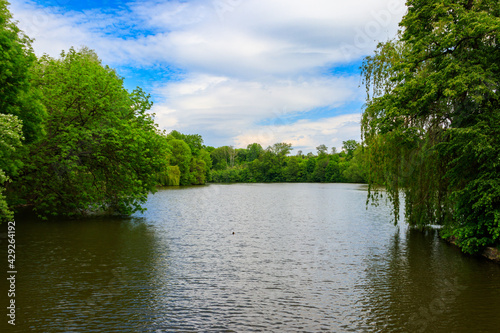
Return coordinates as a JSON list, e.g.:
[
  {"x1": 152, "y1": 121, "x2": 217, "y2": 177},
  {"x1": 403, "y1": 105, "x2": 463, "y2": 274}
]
[
  {"x1": 210, "y1": 145, "x2": 236, "y2": 170},
  {"x1": 312, "y1": 157, "x2": 329, "y2": 182},
  {"x1": 246, "y1": 143, "x2": 264, "y2": 162},
  {"x1": 157, "y1": 165, "x2": 181, "y2": 186},
  {"x1": 343, "y1": 146, "x2": 367, "y2": 183},
  {"x1": 167, "y1": 136, "x2": 193, "y2": 186},
  {"x1": 285, "y1": 156, "x2": 305, "y2": 182},
  {"x1": 12, "y1": 48, "x2": 169, "y2": 217},
  {"x1": 0, "y1": 0, "x2": 45, "y2": 143},
  {"x1": 316, "y1": 144, "x2": 328, "y2": 156},
  {"x1": 342, "y1": 140, "x2": 359, "y2": 160},
  {"x1": 362, "y1": 0, "x2": 500, "y2": 253},
  {"x1": 0, "y1": 114, "x2": 23, "y2": 221},
  {"x1": 168, "y1": 130, "x2": 204, "y2": 157},
  {"x1": 325, "y1": 154, "x2": 342, "y2": 182}
]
